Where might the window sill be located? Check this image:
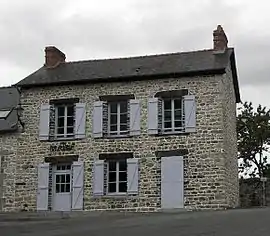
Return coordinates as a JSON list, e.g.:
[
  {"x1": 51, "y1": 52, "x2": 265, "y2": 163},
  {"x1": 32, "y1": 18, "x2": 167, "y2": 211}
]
[
  {"x1": 158, "y1": 131, "x2": 190, "y2": 137},
  {"x1": 48, "y1": 136, "x2": 76, "y2": 142},
  {"x1": 105, "y1": 134, "x2": 132, "y2": 139},
  {"x1": 94, "y1": 194, "x2": 138, "y2": 199}
]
